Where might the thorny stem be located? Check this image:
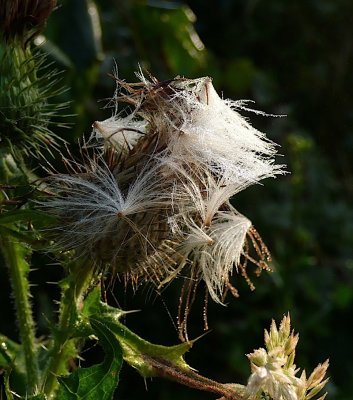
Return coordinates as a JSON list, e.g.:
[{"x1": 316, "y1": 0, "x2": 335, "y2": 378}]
[
  {"x1": 146, "y1": 355, "x2": 244, "y2": 400},
  {"x1": 0, "y1": 236, "x2": 39, "y2": 393},
  {"x1": 42, "y1": 260, "x2": 94, "y2": 398}
]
